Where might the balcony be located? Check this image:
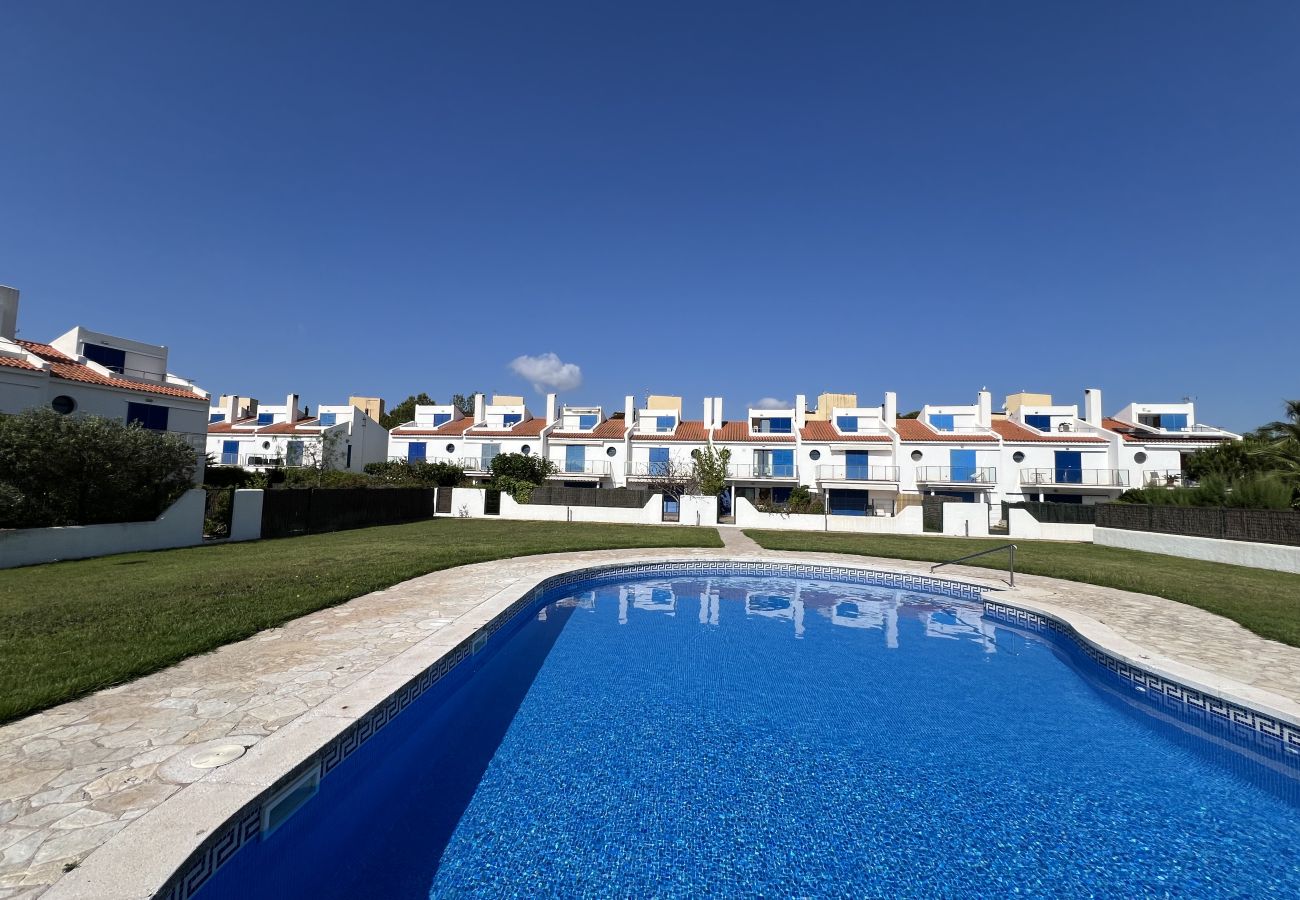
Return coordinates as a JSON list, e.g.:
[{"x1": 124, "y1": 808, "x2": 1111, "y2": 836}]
[
  {"x1": 816, "y1": 465, "x2": 900, "y2": 483},
  {"x1": 1020, "y1": 468, "x2": 1129, "y2": 488},
  {"x1": 727, "y1": 463, "x2": 798, "y2": 480},
  {"x1": 626, "y1": 461, "x2": 679, "y2": 478},
  {"x1": 915, "y1": 466, "x2": 997, "y2": 486},
  {"x1": 1143, "y1": 469, "x2": 1195, "y2": 488},
  {"x1": 550, "y1": 460, "x2": 613, "y2": 478}
]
